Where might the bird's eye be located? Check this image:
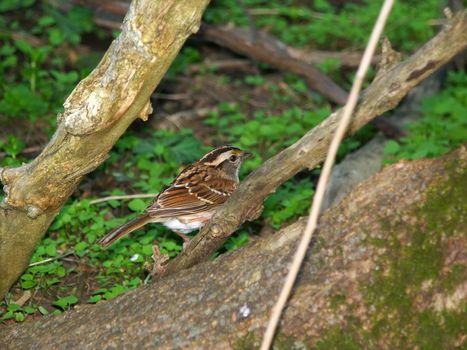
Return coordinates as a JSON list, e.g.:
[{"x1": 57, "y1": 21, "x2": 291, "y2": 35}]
[{"x1": 229, "y1": 155, "x2": 238, "y2": 162}]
